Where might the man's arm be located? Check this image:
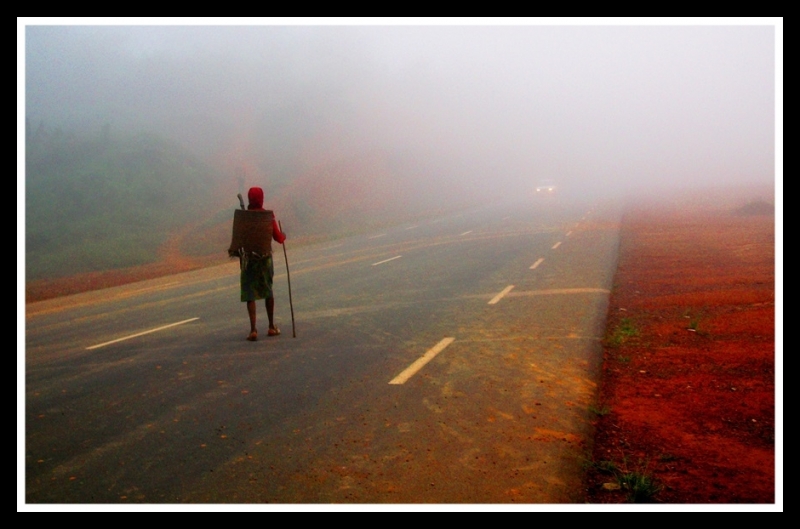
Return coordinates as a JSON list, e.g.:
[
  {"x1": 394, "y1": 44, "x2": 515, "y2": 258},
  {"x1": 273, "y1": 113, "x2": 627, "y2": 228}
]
[{"x1": 272, "y1": 219, "x2": 286, "y2": 244}]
